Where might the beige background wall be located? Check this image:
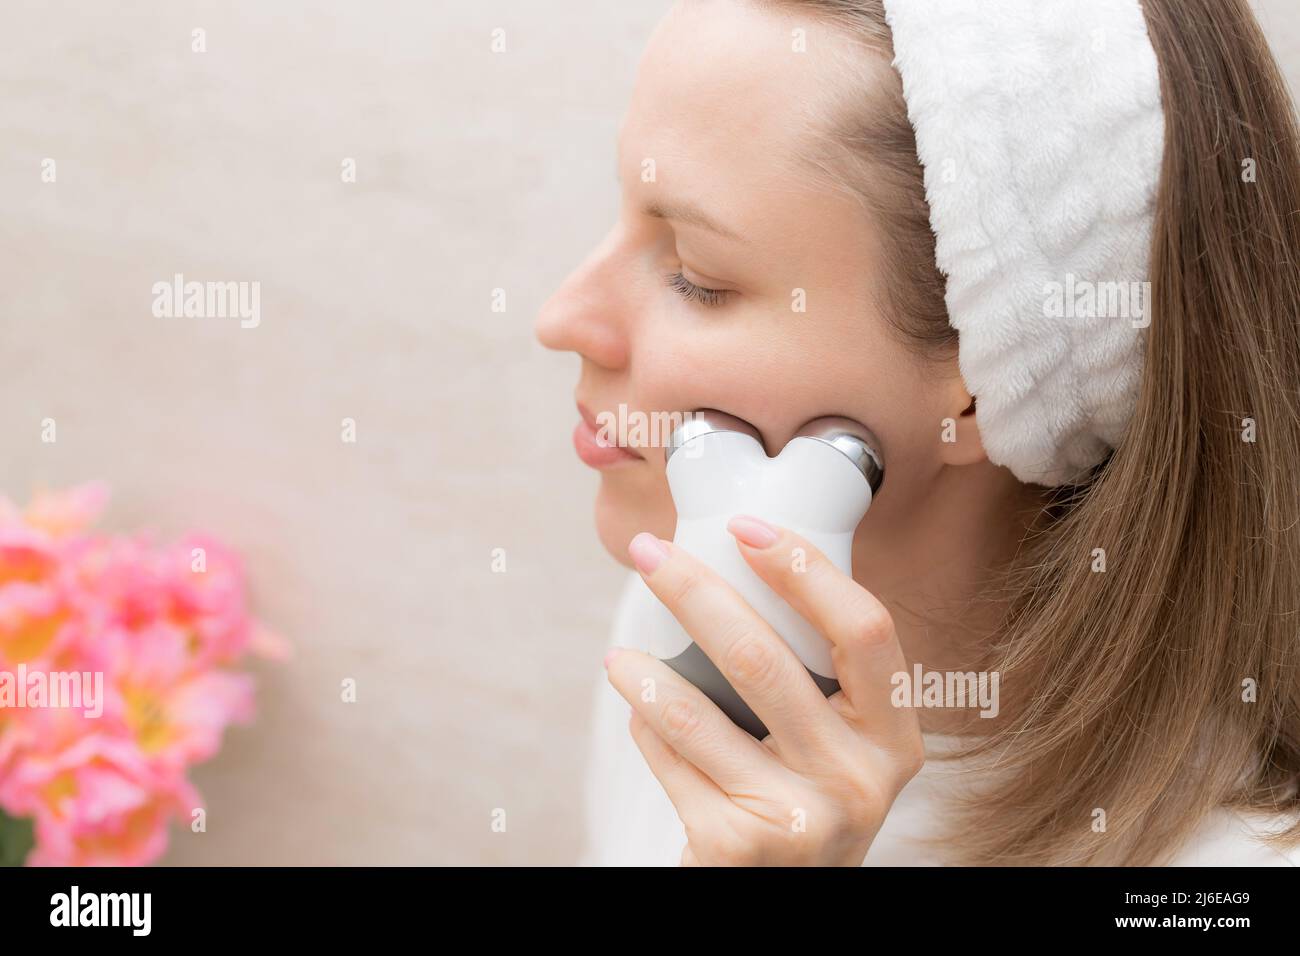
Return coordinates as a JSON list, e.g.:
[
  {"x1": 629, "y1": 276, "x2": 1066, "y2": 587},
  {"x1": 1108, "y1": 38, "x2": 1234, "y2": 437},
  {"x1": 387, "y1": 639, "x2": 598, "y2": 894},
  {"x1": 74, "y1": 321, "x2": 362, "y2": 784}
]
[{"x1": 1, "y1": 1, "x2": 1296, "y2": 865}]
